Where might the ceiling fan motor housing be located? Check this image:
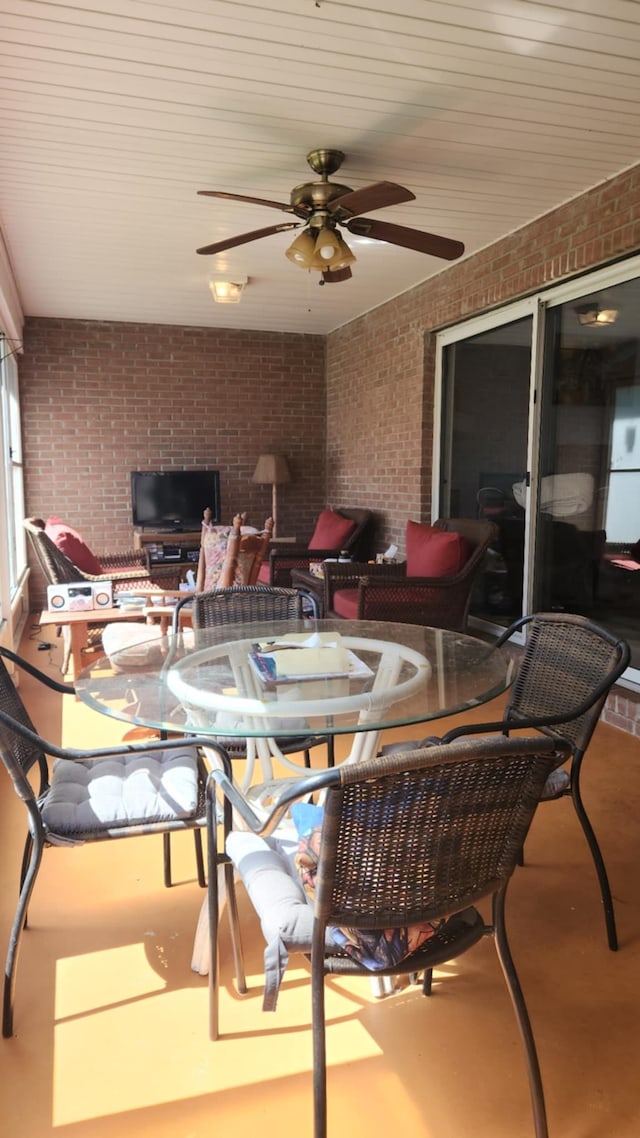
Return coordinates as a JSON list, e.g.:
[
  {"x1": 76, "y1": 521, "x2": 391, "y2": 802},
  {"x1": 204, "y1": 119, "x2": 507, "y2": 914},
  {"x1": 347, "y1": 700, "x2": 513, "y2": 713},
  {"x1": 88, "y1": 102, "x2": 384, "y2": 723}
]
[{"x1": 290, "y1": 181, "x2": 353, "y2": 222}]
